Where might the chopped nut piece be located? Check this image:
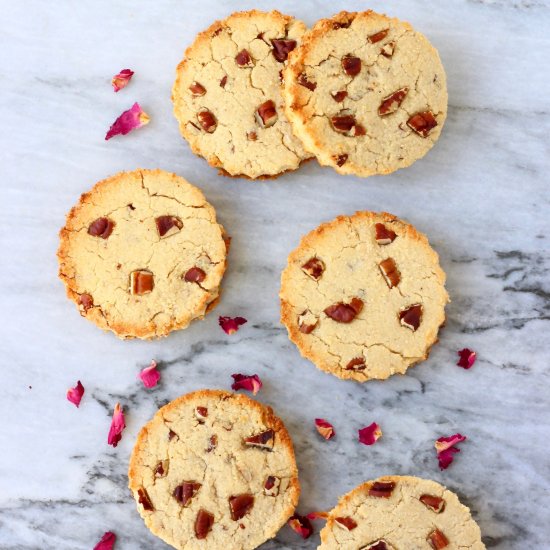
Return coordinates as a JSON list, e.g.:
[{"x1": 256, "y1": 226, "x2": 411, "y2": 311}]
[
  {"x1": 369, "y1": 481, "x2": 395, "y2": 498},
  {"x1": 333, "y1": 153, "x2": 349, "y2": 167},
  {"x1": 379, "y1": 258, "x2": 401, "y2": 288},
  {"x1": 419, "y1": 494, "x2": 445, "y2": 513},
  {"x1": 189, "y1": 81, "x2": 206, "y2": 96},
  {"x1": 380, "y1": 41, "x2": 396, "y2": 58},
  {"x1": 194, "y1": 509, "x2": 214, "y2": 539},
  {"x1": 407, "y1": 111, "x2": 438, "y2": 137},
  {"x1": 244, "y1": 429, "x2": 274, "y2": 450},
  {"x1": 298, "y1": 310, "x2": 318, "y2": 334},
  {"x1": 324, "y1": 298, "x2": 363, "y2": 323},
  {"x1": 399, "y1": 304, "x2": 422, "y2": 331},
  {"x1": 288, "y1": 514, "x2": 313, "y2": 539},
  {"x1": 345, "y1": 357, "x2": 366, "y2": 371},
  {"x1": 298, "y1": 73, "x2": 316, "y2": 91},
  {"x1": 155, "y1": 215, "x2": 183, "y2": 238},
  {"x1": 315, "y1": 418, "x2": 335, "y2": 440},
  {"x1": 428, "y1": 529, "x2": 449, "y2": 549},
  {"x1": 331, "y1": 90, "x2": 348, "y2": 102},
  {"x1": 88, "y1": 217, "x2": 114, "y2": 239},
  {"x1": 174, "y1": 481, "x2": 202, "y2": 506},
  {"x1": 247, "y1": 131, "x2": 257, "y2": 141},
  {"x1": 220, "y1": 75, "x2": 227, "y2": 88},
  {"x1": 256, "y1": 100, "x2": 277, "y2": 128},
  {"x1": 368, "y1": 29, "x2": 389, "y2": 43},
  {"x1": 301, "y1": 257, "x2": 325, "y2": 280},
  {"x1": 333, "y1": 20, "x2": 351, "y2": 30},
  {"x1": 229, "y1": 494, "x2": 255, "y2": 520},
  {"x1": 137, "y1": 487, "x2": 154, "y2": 511},
  {"x1": 330, "y1": 113, "x2": 365, "y2": 136},
  {"x1": 195, "y1": 406, "x2": 208, "y2": 422},
  {"x1": 130, "y1": 270, "x2": 154, "y2": 295},
  {"x1": 264, "y1": 476, "x2": 281, "y2": 496},
  {"x1": 184, "y1": 267, "x2": 206, "y2": 283},
  {"x1": 271, "y1": 39, "x2": 297, "y2": 62},
  {"x1": 168, "y1": 429, "x2": 178, "y2": 441},
  {"x1": 154, "y1": 460, "x2": 169, "y2": 477},
  {"x1": 375, "y1": 223, "x2": 397, "y2": 244},
  {"x1": 79, "y1": 293, "x2": 93, "y2": 312},
  {"x1": 235, "y1": 49, "x2": 253, "y2": 67},
  {"x1": 360, "y1": 541, "x2": 394, "y2": 550},
  {"x1": 206, "y1": 434, "x2": 217, "y2": 452},
  {"x1": 342, "y1": 56, "x2": 361, "y2": 76},
  {"x1": 197, "y1": 110, "x2": 217, "y2": 133},
  {"x1": 335, "y1": 516, "x2": 357, "y2": 531},
  {"x1": 378, "y1": 87, "x2": 409, "y2": 116}
]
